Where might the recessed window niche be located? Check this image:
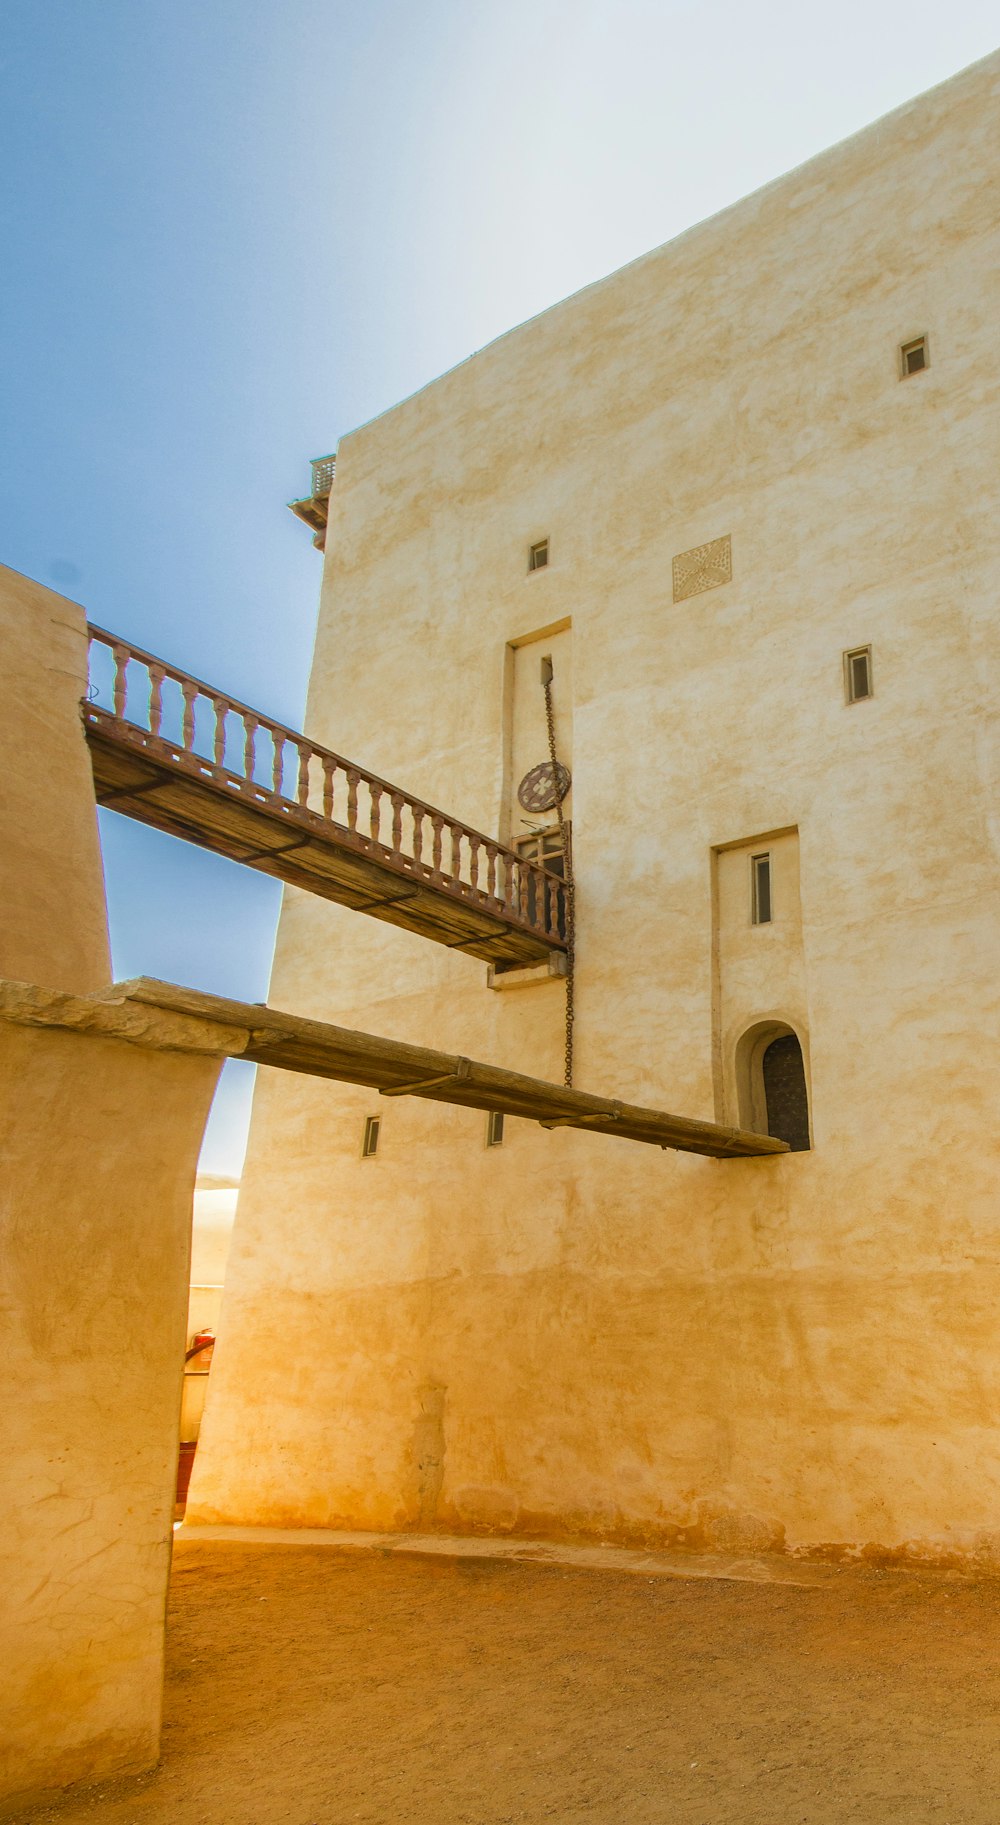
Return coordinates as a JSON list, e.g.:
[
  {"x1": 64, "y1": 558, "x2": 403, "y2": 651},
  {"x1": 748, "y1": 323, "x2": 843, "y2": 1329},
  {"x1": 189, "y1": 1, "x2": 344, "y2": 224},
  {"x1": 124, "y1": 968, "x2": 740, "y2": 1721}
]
[
  {"x1": 528, "y1": 539, "x2": 549, "y2": 573},
  {"x1": 844, "y1": 645, "x2": 873, "y2": 703},
  {"x1": 899, "y1": 335, "x2": 929, "y2": 377},
  {"x1": 711, "y1": 826, "x2": 809, "y2": 1135},
  {"x1": 735, "y1": 1020, "x2": 811, "y2": 1151}
]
